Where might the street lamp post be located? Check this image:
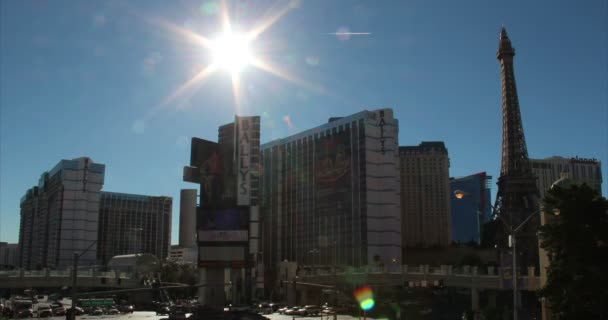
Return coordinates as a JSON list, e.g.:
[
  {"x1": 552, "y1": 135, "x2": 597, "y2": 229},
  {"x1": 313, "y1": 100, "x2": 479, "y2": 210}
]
[
  {"x1": 509, "y1": 207, "x2": 559, "y2": 320},
  {"x1": 309, "y1": 249, "x2": 320, "y2": 275},
  {"x1": 509, "y1": 212, "x2": 537, "y2": 320},
  {"x1": 69, "y1": 240, "x2": 98, "y2": 320}
]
